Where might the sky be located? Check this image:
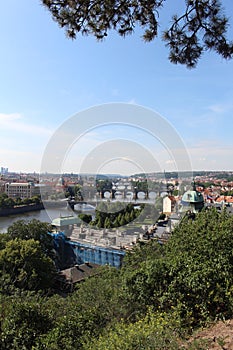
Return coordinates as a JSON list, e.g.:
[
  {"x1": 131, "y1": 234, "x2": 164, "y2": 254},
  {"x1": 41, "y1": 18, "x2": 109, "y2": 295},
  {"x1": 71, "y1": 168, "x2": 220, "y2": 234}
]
[{"x1": 0, "y1": 0, "x2": 233, "y2": 176}]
